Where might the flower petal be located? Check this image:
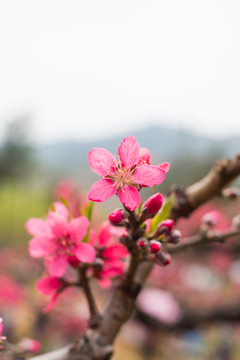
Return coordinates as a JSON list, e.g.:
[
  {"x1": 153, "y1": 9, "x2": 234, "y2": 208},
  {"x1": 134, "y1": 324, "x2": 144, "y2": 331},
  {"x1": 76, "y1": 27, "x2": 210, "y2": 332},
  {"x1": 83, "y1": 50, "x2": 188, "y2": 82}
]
[
  {"x1": 29, "y1": 237, "x2": 53, "y2": 258},
  {"x1": 46, "y1": 256, "x2": 68, "y2": 277},
  {"x1": 139, "y1": 147, "x2": 151, "y2": 165},
  {"x1": 52, "y1": 202, "x2": 69, "y2": 219},
  {"x1": 69, "y1": 216, "x2": 89, "y2": 242},
  {"x1": 74, "y1": 242, "x2": 96, "y2": 263},
  {"x1": 118, "y1": 136, "x2": 140, "y2": 170},
  {"x1": 88, "y1": 179, "x2": 117, "y2": 202},
  {"x1": 132, "y1": 165, "x2": 165, "y2": 187},
  {"x1": 36, "y1": 276, "x2": 61, "y2": 295},
  {"x1": 118, "y1": 185, "x2": 141, "y2": 211},
  {"x1": 98, "y1": 222, "x2": 112, "y2": 246},
  {"x1": 102, "y1": 244, "x2": 129, "y2": 259},
  {"x1": 47, "y1": 212, "x2": 69, "y2": 238},
  {"x1": 88, "y1": 148, "x2": 116, "y2": 176},
  {"x1": 25, "y1": 218, "x2": 51, "y2": 237},
  {"x1": 158, "y1": 162, "x2": 170, "y2": 173}
]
